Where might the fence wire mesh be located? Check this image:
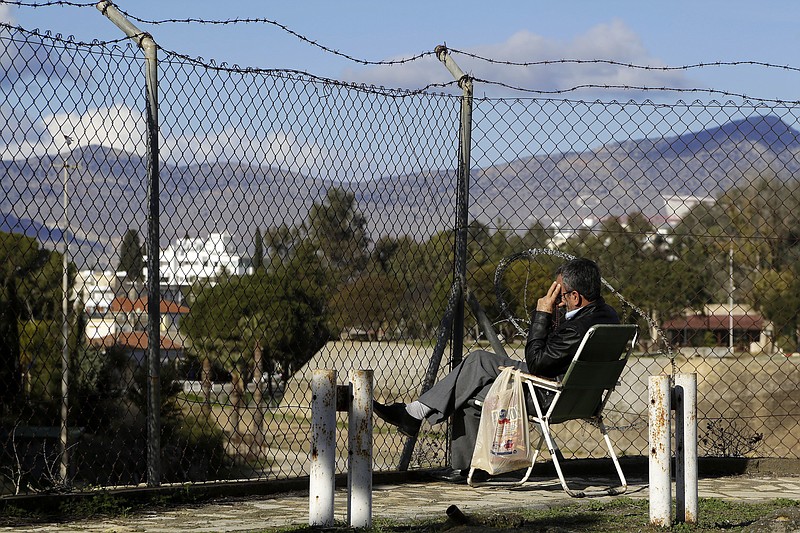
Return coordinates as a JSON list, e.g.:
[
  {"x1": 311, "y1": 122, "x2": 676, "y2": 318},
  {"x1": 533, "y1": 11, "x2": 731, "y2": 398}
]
[{"x1": 1, "y1": 25, "x2": 799, "y2": 496}]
